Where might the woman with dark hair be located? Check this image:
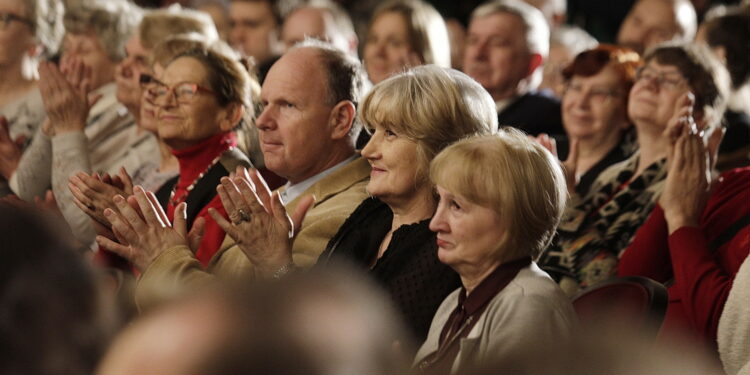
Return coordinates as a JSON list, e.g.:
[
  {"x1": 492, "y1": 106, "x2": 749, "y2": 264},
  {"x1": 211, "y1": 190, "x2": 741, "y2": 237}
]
[
  {"x1": 541, "y1": 43, "x2": 730, "y2": 295},
  {"x1": 556, "y1": 44, "x2": 642, "y2": 195}
]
